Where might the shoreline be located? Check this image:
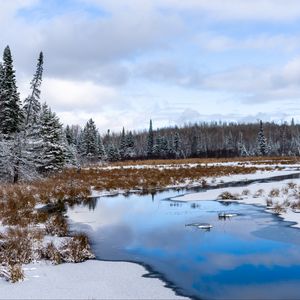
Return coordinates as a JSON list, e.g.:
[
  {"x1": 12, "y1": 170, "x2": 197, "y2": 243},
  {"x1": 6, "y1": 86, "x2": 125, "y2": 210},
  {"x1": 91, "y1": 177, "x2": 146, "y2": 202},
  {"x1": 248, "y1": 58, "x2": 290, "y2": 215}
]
[
  {"x1": 0, "y1": 259, "x2": 187, "y2": 299},
  {"x1": 173, "y1": 176, "x2": 300, "y2": 229}
]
